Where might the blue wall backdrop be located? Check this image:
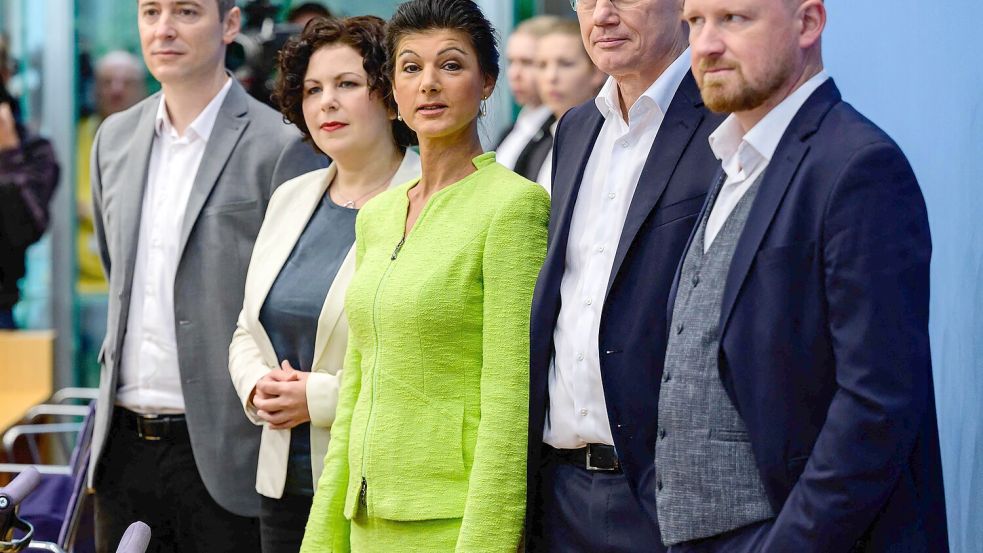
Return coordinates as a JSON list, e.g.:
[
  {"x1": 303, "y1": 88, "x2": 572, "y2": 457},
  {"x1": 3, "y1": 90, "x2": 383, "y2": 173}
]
[{"x1": 823, "y1": 3, "x2": 983, "y2": 552}]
